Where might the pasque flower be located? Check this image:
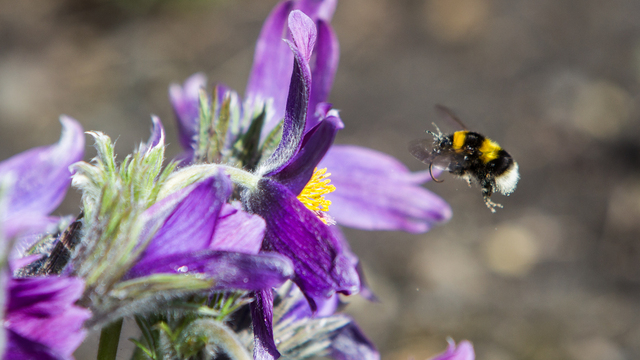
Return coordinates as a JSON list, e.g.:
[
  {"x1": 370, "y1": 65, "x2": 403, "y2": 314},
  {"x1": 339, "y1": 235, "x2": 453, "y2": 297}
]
[
  {"x1": 168, "y1": 0, "x2": 451, "y2": 359},
  {"x1": 0, "y1": 117, "x2": 90, "y2": 360}
]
